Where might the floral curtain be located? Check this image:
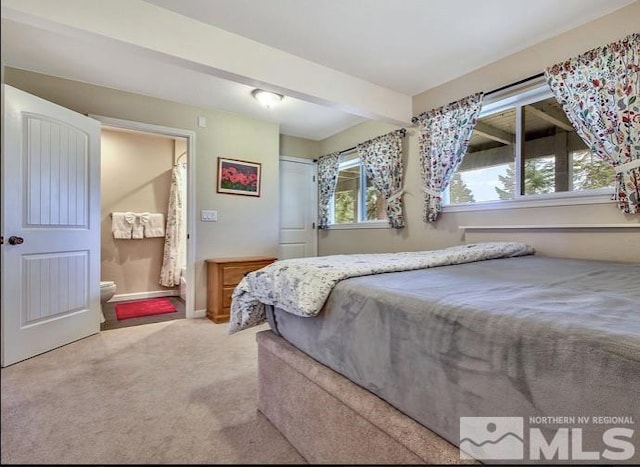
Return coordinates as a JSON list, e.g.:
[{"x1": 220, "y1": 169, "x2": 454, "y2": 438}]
[
  {"x1": 357, "y1": 129, "x2": 406, "y2": 228},
  {"x1": 317, "y1": 152, "x2": 340, "y2": 229},
  {"x1": 415, "y1": 93, "x2": 483, "y2": 222},
  {"x1": 545, "y1": 33, "x2": 639, "y2": 214}
]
